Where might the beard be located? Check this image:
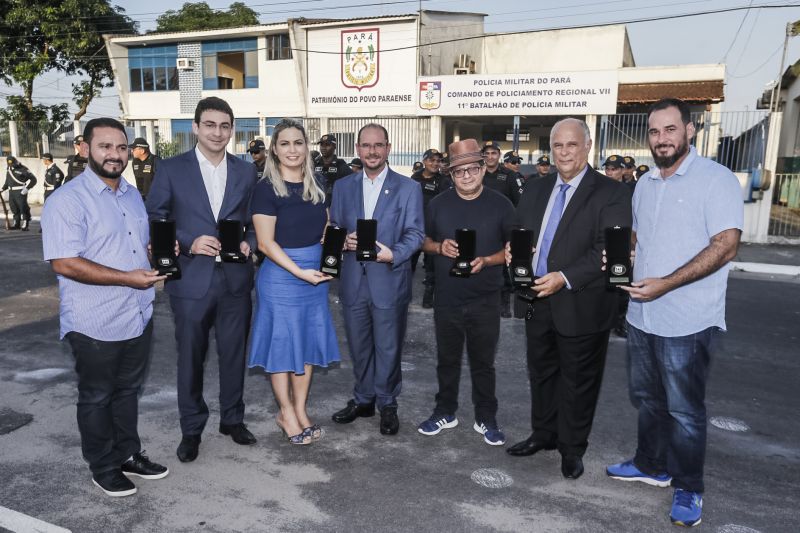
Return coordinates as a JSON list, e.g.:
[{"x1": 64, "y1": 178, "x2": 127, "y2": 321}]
[
  {"x1": 651, "y1": 136, "x2": 690, "y2": 169},
  {"x1": 89, "y1": 153, "x2": 126, "y2": 179}
]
